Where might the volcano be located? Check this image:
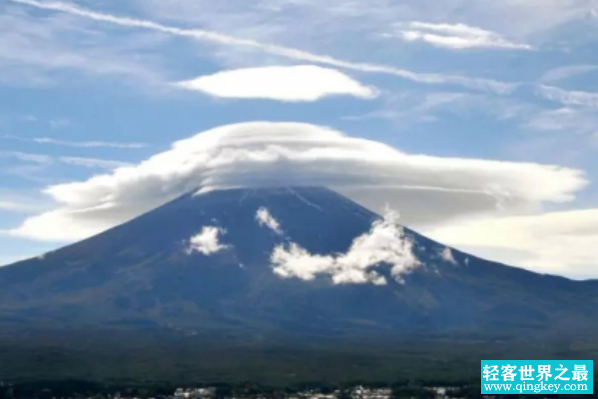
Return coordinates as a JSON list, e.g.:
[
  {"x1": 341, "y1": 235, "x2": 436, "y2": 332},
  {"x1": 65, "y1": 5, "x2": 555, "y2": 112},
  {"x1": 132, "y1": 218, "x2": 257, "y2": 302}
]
[
  {"x1": 1, "y1": 186, "x2": 597, "y2": 335},
  {"x1": 1, "y1": 187, "x2": 597, "y2": 383}
]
